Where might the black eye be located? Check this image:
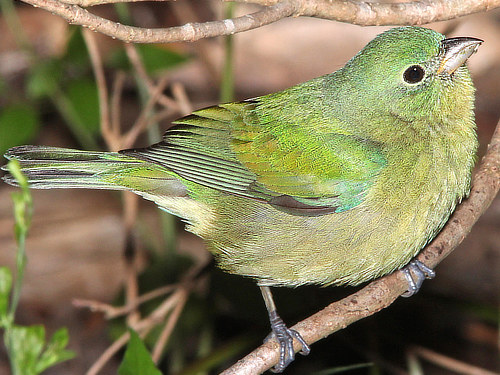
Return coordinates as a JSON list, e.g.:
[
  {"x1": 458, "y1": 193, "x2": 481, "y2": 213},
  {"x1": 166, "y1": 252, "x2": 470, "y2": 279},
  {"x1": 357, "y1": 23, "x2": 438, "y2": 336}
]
[{"x1": 403, "y1": 65, "x2": 425, "y2": 84}]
